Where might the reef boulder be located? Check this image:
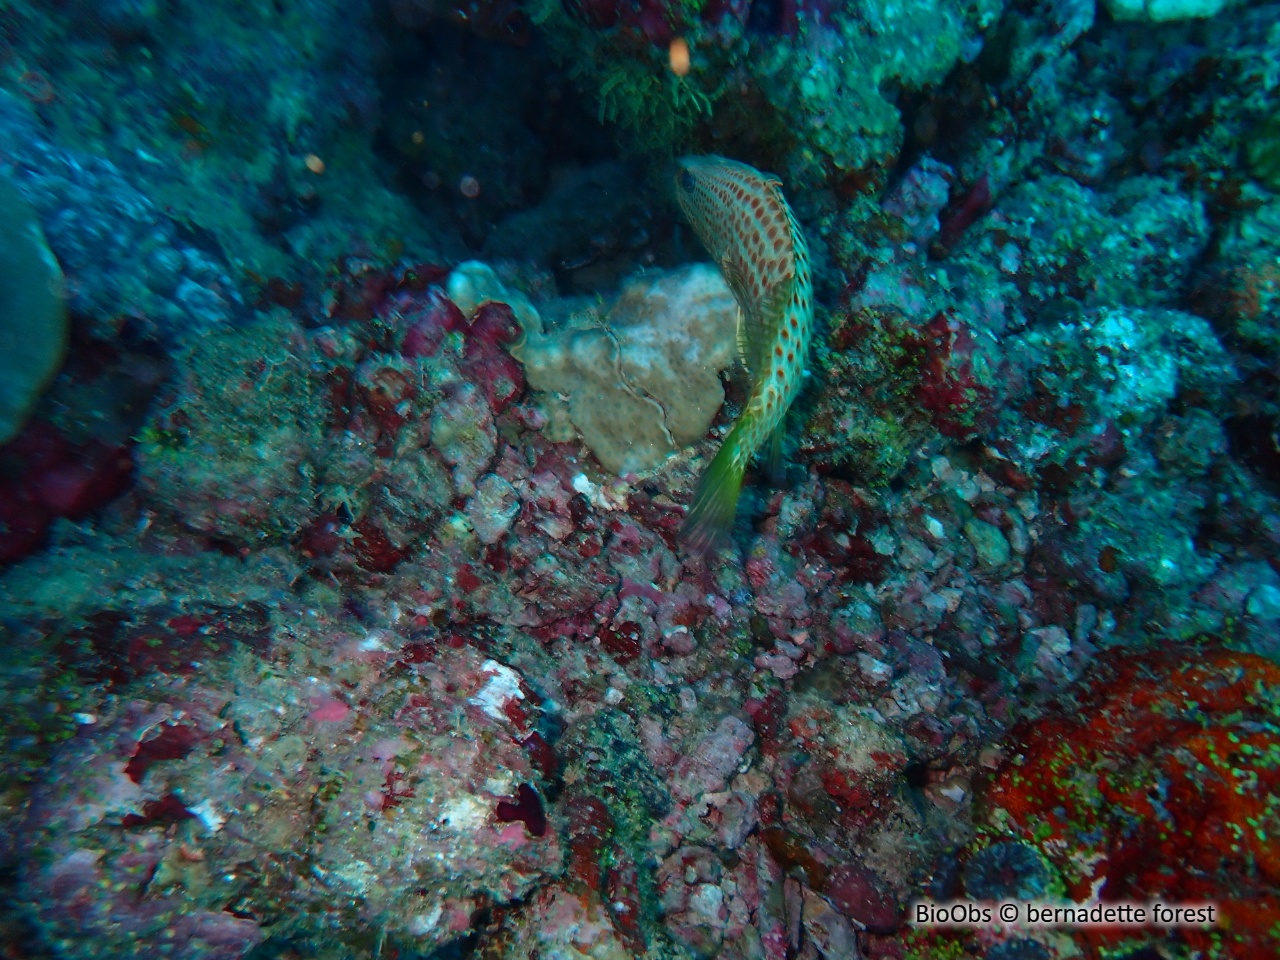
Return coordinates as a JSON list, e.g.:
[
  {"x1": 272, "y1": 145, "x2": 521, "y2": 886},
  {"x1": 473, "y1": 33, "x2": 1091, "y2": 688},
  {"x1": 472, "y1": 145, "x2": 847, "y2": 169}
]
[
  {"x1": 511, "y1": 264, "x2": 740, "y2": 475},
  {"x1": 0, "y1": 172, "x2": 67, "y2": 445}
]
